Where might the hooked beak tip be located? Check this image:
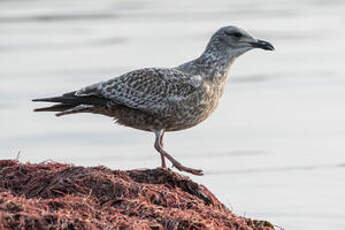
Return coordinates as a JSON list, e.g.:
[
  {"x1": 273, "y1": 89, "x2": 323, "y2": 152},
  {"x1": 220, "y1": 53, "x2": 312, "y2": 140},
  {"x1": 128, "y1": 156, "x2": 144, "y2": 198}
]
[{"x1": 250, "y1": 39, "x2": 274, "y2": 51}]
